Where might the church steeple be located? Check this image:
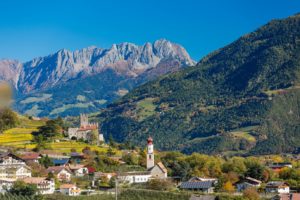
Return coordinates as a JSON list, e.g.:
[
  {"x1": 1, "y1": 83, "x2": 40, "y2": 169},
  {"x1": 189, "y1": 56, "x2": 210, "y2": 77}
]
[{"x1": 147, "y1": 137, "x2": 155, "y2": 169}]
